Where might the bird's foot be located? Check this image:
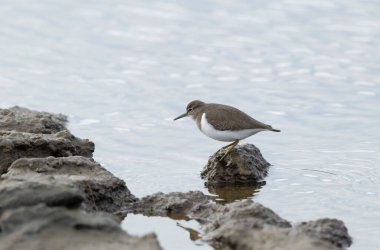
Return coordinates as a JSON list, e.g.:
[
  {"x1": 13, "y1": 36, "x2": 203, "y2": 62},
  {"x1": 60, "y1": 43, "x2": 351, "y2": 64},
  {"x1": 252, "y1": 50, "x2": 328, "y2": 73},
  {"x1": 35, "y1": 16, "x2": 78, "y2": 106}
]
[{"x1": 219, "y1": 140, "x2": 239, "y2": 162}]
